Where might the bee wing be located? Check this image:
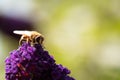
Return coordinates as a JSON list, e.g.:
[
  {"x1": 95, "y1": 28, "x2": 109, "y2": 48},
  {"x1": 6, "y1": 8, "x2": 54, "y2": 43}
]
[{"x1": 13, "y1": 30, "x2": 31, "y2": 36}]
